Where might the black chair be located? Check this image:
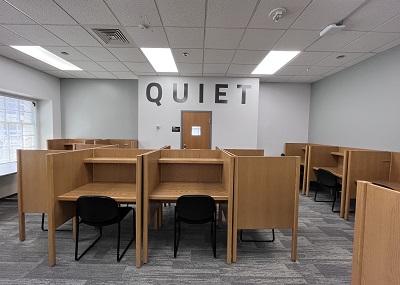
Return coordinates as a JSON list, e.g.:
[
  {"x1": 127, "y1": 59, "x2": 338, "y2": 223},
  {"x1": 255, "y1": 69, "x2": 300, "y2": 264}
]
[
  {"x1": 314, "y1": 168, "x2": 341, "y2": 212},
  {"x1": 174, "y1": 195, "x2": 216, "y2": 258},
  {"x1": 75, "y1": 196, "x2": 134, "y2": 262}
]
